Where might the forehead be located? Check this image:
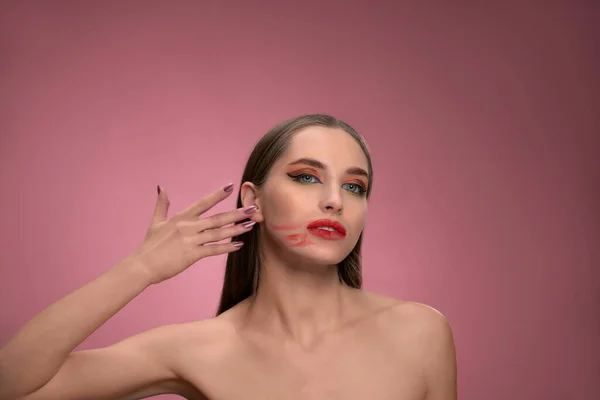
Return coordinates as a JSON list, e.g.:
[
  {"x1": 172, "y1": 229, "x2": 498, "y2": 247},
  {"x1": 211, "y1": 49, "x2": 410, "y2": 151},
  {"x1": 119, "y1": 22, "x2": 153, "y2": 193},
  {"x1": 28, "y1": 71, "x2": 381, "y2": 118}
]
[{"x1": 280, "y1": 126, "x2": 369, "y2": 170}]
